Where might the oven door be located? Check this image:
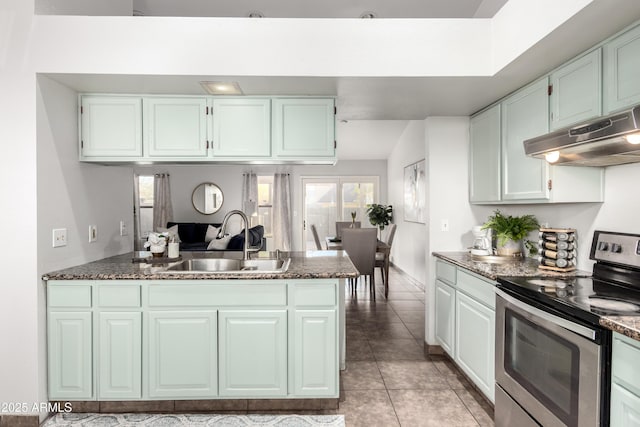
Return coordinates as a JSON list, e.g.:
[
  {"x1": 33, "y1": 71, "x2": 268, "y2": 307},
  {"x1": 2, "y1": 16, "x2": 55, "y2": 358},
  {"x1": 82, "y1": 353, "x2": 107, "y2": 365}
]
[{"x1": 495, "y1": 288, "x2": 602, "y2": 427}]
